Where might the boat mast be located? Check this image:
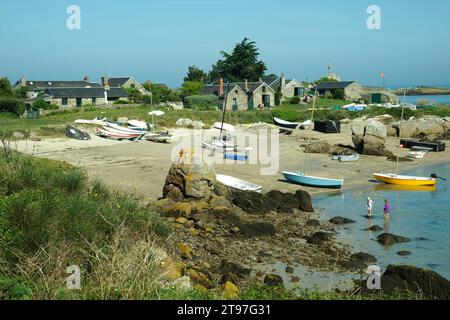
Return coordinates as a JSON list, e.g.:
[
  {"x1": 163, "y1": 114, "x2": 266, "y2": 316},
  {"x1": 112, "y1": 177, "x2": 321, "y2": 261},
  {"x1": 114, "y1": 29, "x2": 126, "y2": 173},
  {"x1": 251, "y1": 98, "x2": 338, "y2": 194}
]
[
  {"x1": 219, "y1": 82, "x2": 231, "y2": 141},
  {"x1": 396, "y1": 90, "x2": 406, "y2": 174},
  {"x1": 303, "y1": 89, "x2": 318, "y2": 173}
]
